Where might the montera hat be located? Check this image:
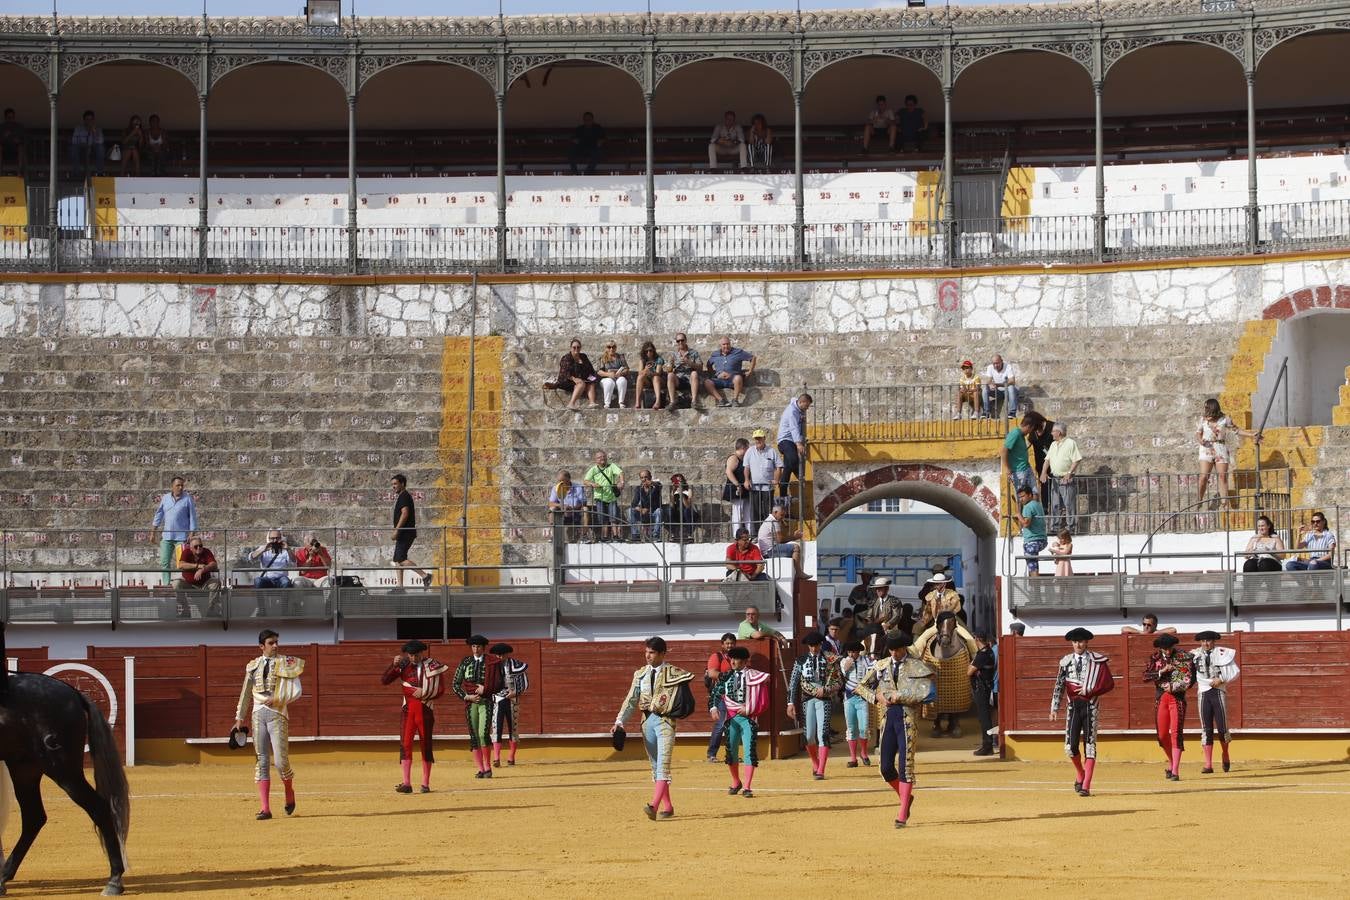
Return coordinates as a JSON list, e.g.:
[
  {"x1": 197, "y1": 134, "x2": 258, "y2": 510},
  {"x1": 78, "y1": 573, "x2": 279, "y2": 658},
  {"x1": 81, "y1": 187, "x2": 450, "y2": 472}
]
[
  {"x1": 887, "y1": 634, "x2": 914, "y2": 650},
  {"x1": 1153, "y1": 634, "x2": 1180, "y2": 649},
  {"x1": 468, "y1": 634, "x2": 489, "y2": 646},
  {"x1": 228, "y1": 725, "x2": 250, "y2": 751},
  {"x1": 727, "y1": 646, "x2": 751, "y2": 661},
  {"x1": 1194, "y1": 630, "x2": 1222, "y2": 641},
  {"x1": 1064, "y1": 627, "x2": 1094, "y2": 641},
  {"x1": 611, "y1": 725, "x2": 626, "y2": 752},
  {"x1": 490, "y1": 643, "x2": 513, "y2": 655},
  {"x1": 801, "y1": 632, "x2": 824, "y2": 646},
  {"x1": 401, "y1": 640, "x2": 428, "y2": 654}
]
